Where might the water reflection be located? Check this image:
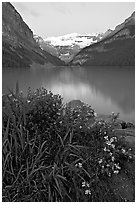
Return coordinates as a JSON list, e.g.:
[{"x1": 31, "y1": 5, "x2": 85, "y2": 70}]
[{"x1": 2, "y1": 65, "x2": 135, "y2": 121}]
